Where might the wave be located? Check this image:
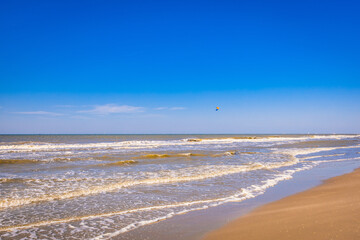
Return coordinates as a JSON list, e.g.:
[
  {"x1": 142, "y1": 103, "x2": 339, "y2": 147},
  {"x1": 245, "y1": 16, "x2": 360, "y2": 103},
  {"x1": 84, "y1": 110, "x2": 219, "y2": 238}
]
[
  {"x1": 186, "y1": 136, "x2": 262, "y2": 142},
  {"x1": 0, "y1": 177, "x2": 94, "y2": 186},
  {"x1": 300, "y1": 153, "x2": 345, "y2": 160},
  {"x1": 0, "y1": 150, "x2": 254, "y2": 167},
  {"x1": 133, "y1": 153, "x2": 206, "y2": 159},
  {"x1": 185, "y1": 135, "x2": 358, "y2": 143},
  {"x1": 6, "y1": 150, "x2": 346, "y2": 238},
  {"x1": 0, "y1": 157, "x2": 95, "y2": 165},
  {"x1": 0, "y1": 157, "x2": 300, "y2": 209},
  {"x1": 0, "y1": 178, "x2": 27, "y2": 183},
  {"x1": 186, "y1": 139, "x2": 202, "y2": 142},
  {"x1": 1, "y1": 162, "x2": 320, "y2": 240},
  {"x1": 133, "y1": 151, "x2": 259, "y2": 159},
  {"x1": 211, "y1": 151, "x2": 235, "y2": 157},
  {"x1": 0, "y1": 159, "x2": 39, "y2": 164},
  {"x1": 1, "y1": 144, "x2": 357, "y2": 209},
  {"x1": 212, "y1": 151, "x2": 259, "y2": 157},
  {"x1": 0, "y1": 135, "x2": 357, "y2": 153},
  {"x1": 95, "y1": 160, "x2": 138, "y2": 167},
  {"x1": 0, "y1": 169, "x2": 306, "y2": 234},
  {"x1": 303, "y1": 157, "x2": 360, "y2": 164},
  {"x1": 218, "y1": 151, "x2": 236, "y2": 156},
  {"x1": 274, "y1": 145, "x2": 360, "y2": 158},
  {"x1": 0, "y1": 141, "x2": 48, "y2": 146}
]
